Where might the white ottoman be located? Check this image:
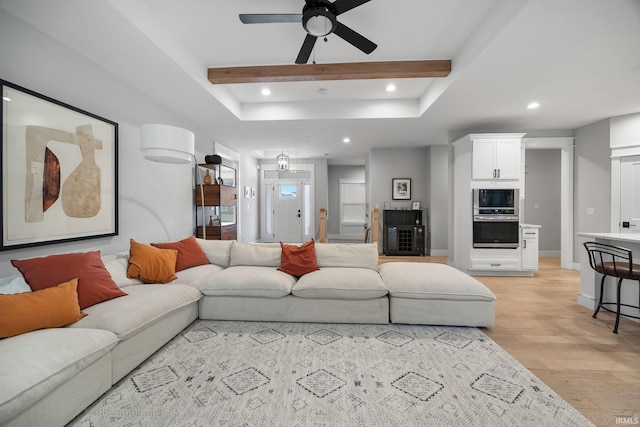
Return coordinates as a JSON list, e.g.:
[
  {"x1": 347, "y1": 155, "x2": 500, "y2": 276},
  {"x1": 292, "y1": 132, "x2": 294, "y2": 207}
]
[{"x1": 378, "y1": 262, "x2": 496, "y2": 327}]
